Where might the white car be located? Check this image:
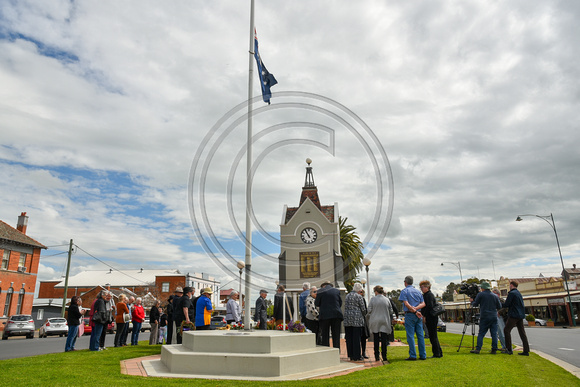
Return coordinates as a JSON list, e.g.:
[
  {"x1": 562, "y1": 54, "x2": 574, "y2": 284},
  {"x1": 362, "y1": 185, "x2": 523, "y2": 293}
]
[
  {"x1": 39, "y1": 317, "x2": 68, "y2": 338},
  {"x1": 534, "y1": 318, "x2": 547, "y2": 326}
]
